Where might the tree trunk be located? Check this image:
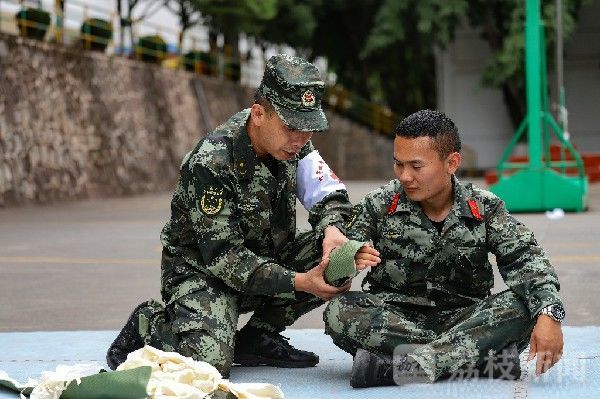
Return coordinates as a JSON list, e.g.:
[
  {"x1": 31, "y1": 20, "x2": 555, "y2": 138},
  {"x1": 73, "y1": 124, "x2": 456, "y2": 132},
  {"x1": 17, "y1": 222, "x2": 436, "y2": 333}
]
[
  {"x1": 223, "y1": 27, "x2": 240, "y2": 58},
  {"x1": 178, "y1": 30, "x2": 184, "y2": 55},
  {"x1": 502, "y1": 81, "x2": 527, "y2": 130},
  {"x1": 128, "y1": 7, "x2": 135, "y2": 52},
  {"x1": 117, "y1": 0, "x2": 124, "y2": 54}
]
